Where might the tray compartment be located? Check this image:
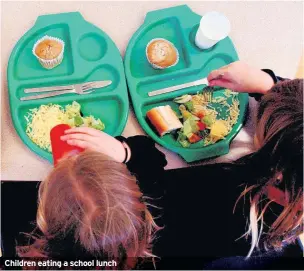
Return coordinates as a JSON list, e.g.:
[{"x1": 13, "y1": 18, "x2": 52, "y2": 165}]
[
  {"x1": 16, "y1": 64, "x2": 120, "y2": 100},
  {"x1": 129, "y1": 17, "x2": 190, "y2": 79},
  {"x1": 85, "y1": 64, "x2": 119, "y2": 91},
  {"x1": 136, "y1": 69, "x2": 199, "y2": 99},
  {"x1": 17, "y1": 95, "x2": 125, "y2": 152},
  {"x1": 141, "y1": 90, "x2": 242, "y2": 150},
  {"x1": 14, "y1": 24, "x2": 74, "y2": 81},
  {"x1": 79, "y1": 96, "x2": 125, "y2": 135},
  {"x1": 137, "y1": 97, "x2": 230, "y2": 162},
  {"x1": 78, "y1": 33, "x2": 108, "y2": 61}
]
